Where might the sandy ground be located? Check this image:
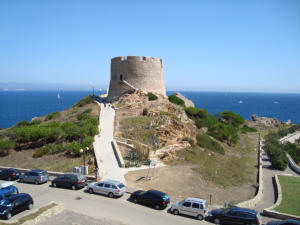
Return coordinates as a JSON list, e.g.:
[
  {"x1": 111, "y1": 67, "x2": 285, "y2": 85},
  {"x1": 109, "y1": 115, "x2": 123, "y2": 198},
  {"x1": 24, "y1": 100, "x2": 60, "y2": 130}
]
[{"x1": 125, "y1": 165, "x2": 256, "y2": 206}]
